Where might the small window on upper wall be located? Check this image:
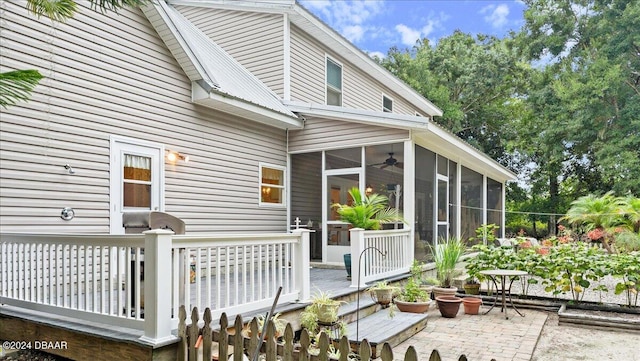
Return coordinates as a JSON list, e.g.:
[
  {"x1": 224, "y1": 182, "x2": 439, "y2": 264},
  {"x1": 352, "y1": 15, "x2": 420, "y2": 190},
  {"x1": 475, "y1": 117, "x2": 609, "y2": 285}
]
[
  {"x1": 259, "y1": 163, "x2": 286, "y2": 206},
  {"x1": 415, "y1": 112, "x2": 423, "y2": 117},
  {"x1": 383, "y1": 95, "x2": 393, "y2": 112},
  {"x1": 326, "y1": 57, "x2": 342, "y2": 106}
]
